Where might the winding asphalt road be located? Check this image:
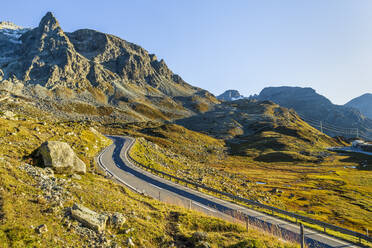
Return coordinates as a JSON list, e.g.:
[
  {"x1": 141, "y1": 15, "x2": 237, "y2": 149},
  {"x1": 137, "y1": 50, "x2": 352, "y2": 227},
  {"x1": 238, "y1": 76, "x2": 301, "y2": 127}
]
[{"x1": 97, "y1": 135, "x2": 359, "y2": 248}]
